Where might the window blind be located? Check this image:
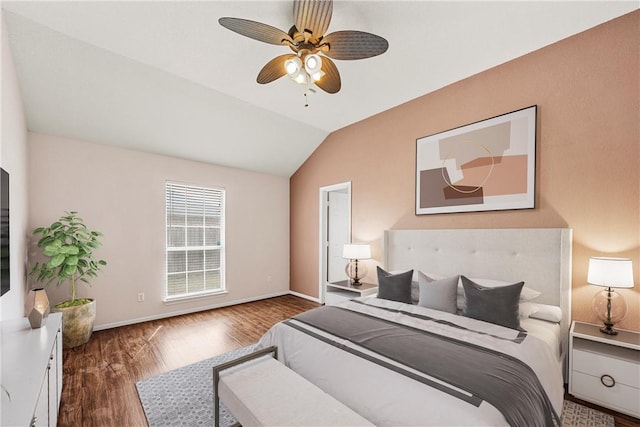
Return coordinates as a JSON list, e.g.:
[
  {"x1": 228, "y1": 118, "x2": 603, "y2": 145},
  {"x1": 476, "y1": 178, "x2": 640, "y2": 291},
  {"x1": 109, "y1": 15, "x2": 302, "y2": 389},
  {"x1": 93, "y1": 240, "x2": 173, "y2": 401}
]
[{"x1": 165, "y1": 182, "x2": 225, "y2": 299}]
